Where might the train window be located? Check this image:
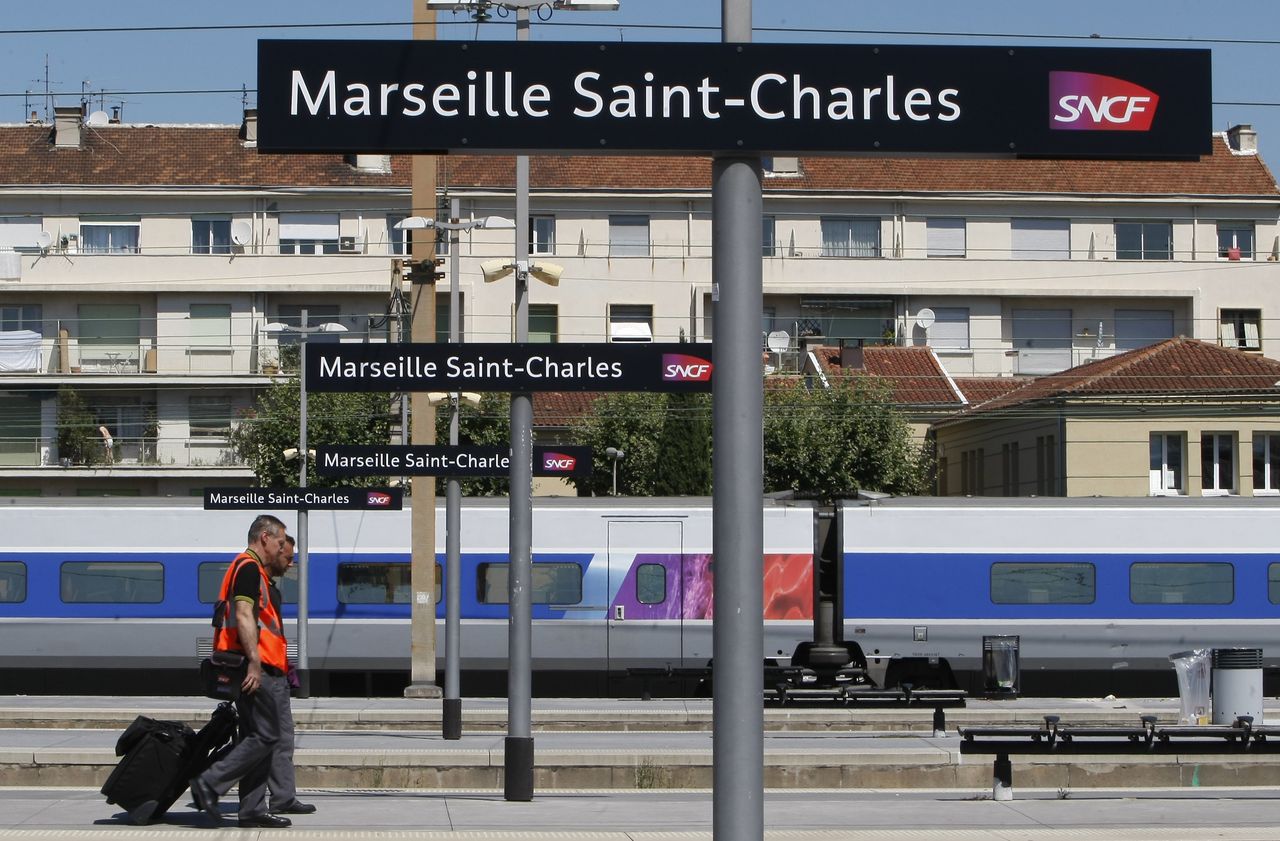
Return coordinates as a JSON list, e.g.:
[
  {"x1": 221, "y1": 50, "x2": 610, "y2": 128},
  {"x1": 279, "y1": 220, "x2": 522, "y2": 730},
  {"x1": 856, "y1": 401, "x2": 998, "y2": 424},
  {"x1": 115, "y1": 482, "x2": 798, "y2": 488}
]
[
  {"x1": 198, "y1": 562, "x2": 299, "y2": 604},
  {"x1": 1270, "y1": 564, "x2": 1280, "y2": 604},
  {"x1": 636, "y1": 563, "x2": 666, "y2": 604},
  {"x1": 990, "y1": 562, "x2": 1095, "y2": 604},
  {"x1": 1130, "y1": 562, "x2": 1233, "y2": 604},
  {"x1": 60, "y1": 562, "x2": 163, "y2": 604},
  {"x1": 0, "y1": 562, "x2": 26, "y2": 603},
  {"x1": 476, "y1": 562, "x2": 582, "y2": 605},
  {"x1": 337, "y1": 563, "x2": 441, "y2": 605}
]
